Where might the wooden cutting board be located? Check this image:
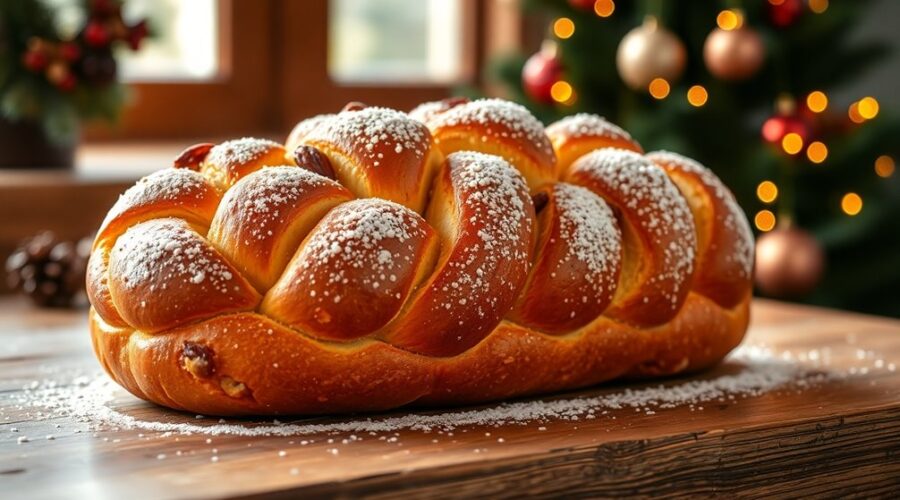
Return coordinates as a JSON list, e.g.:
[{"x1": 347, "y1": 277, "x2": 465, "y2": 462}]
[{"x1": 1, "y1": 298, "x2": 898, "y2": 498}]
